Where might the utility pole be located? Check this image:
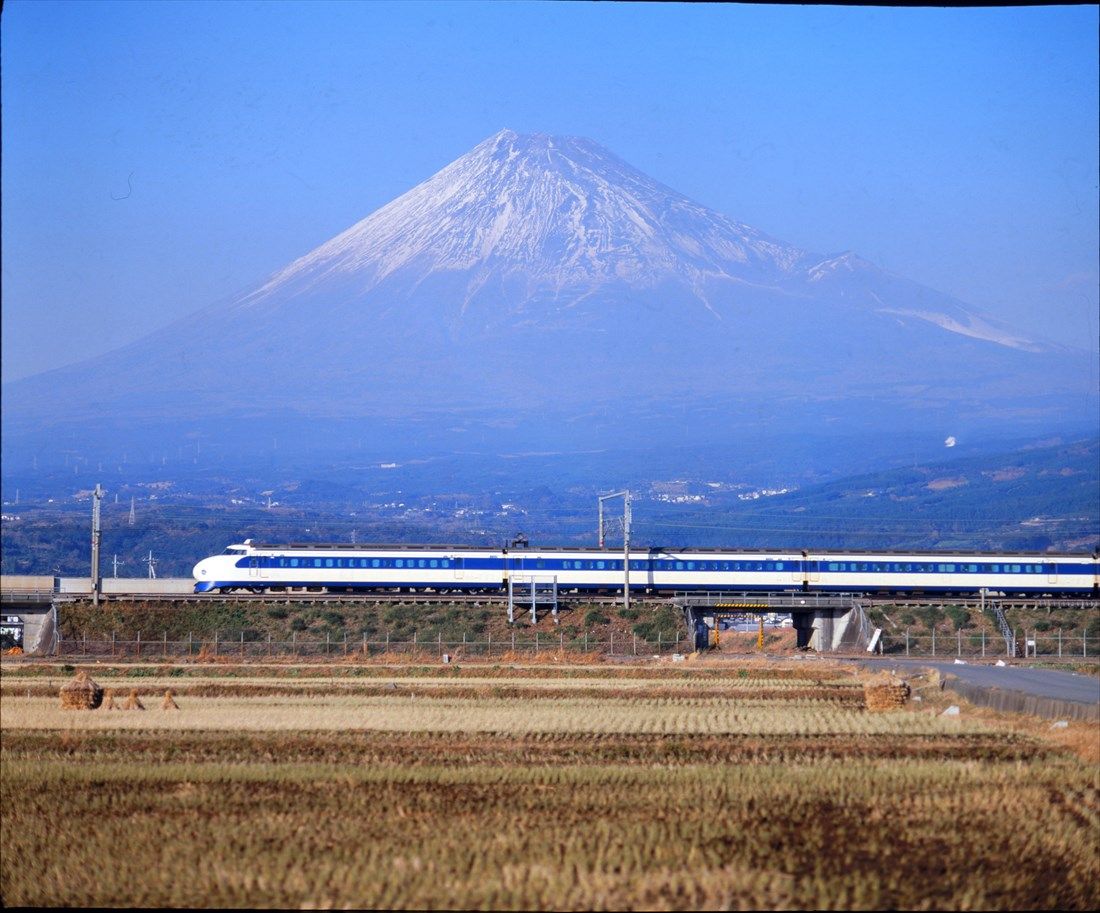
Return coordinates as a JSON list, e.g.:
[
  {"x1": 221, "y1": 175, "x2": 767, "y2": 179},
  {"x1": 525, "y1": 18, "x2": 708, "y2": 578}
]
[
  {"x1": 145, "y1": 550, "x2": 157, "y2": 579},
  {"x1": 91, "y1": 484, "x2": 104, "y2": 606},
  {"x1": 598, "y1": 490, "x2": 631, "y2": 615},
  {"x1": 112, "y1": 555, "x2": 121, "y2": 578}
]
